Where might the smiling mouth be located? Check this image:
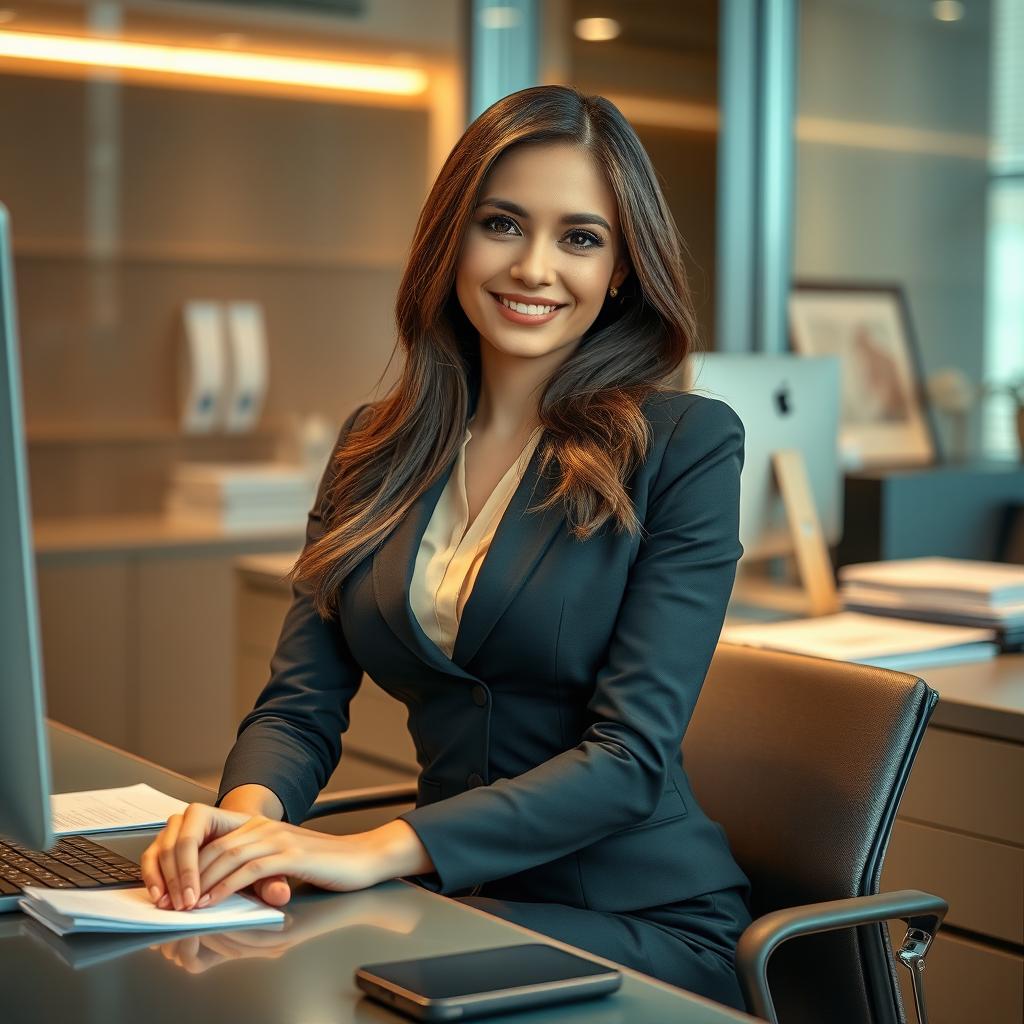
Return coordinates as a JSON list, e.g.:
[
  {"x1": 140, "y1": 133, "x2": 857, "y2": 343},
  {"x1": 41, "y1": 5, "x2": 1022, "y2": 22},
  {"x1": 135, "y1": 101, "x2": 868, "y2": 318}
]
[{"x1": 490, "y1": 293, "x2": 566, "y2": 316}]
